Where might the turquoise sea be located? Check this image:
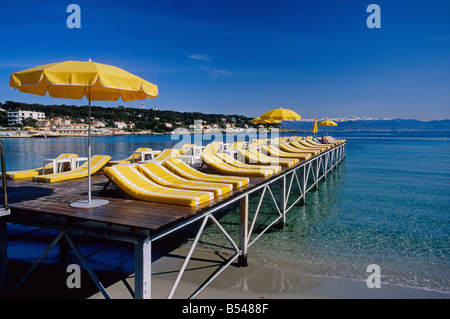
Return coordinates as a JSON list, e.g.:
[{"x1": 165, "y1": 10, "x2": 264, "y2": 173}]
[{"x1": 1, "y1": 131, "x2": 449, "y2": 296}]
